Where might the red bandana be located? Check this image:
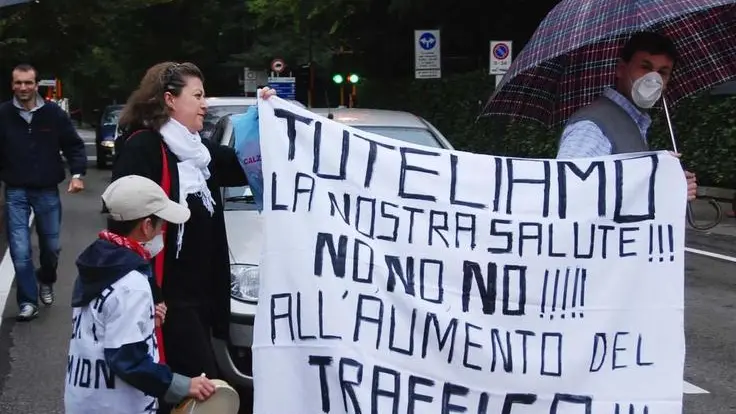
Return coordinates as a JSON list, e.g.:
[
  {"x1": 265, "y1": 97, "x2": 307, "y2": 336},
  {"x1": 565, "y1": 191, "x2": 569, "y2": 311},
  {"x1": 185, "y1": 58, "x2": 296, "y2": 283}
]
[{"x1": 99, "y1": 230, "x2": 151, "y2": 260}]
